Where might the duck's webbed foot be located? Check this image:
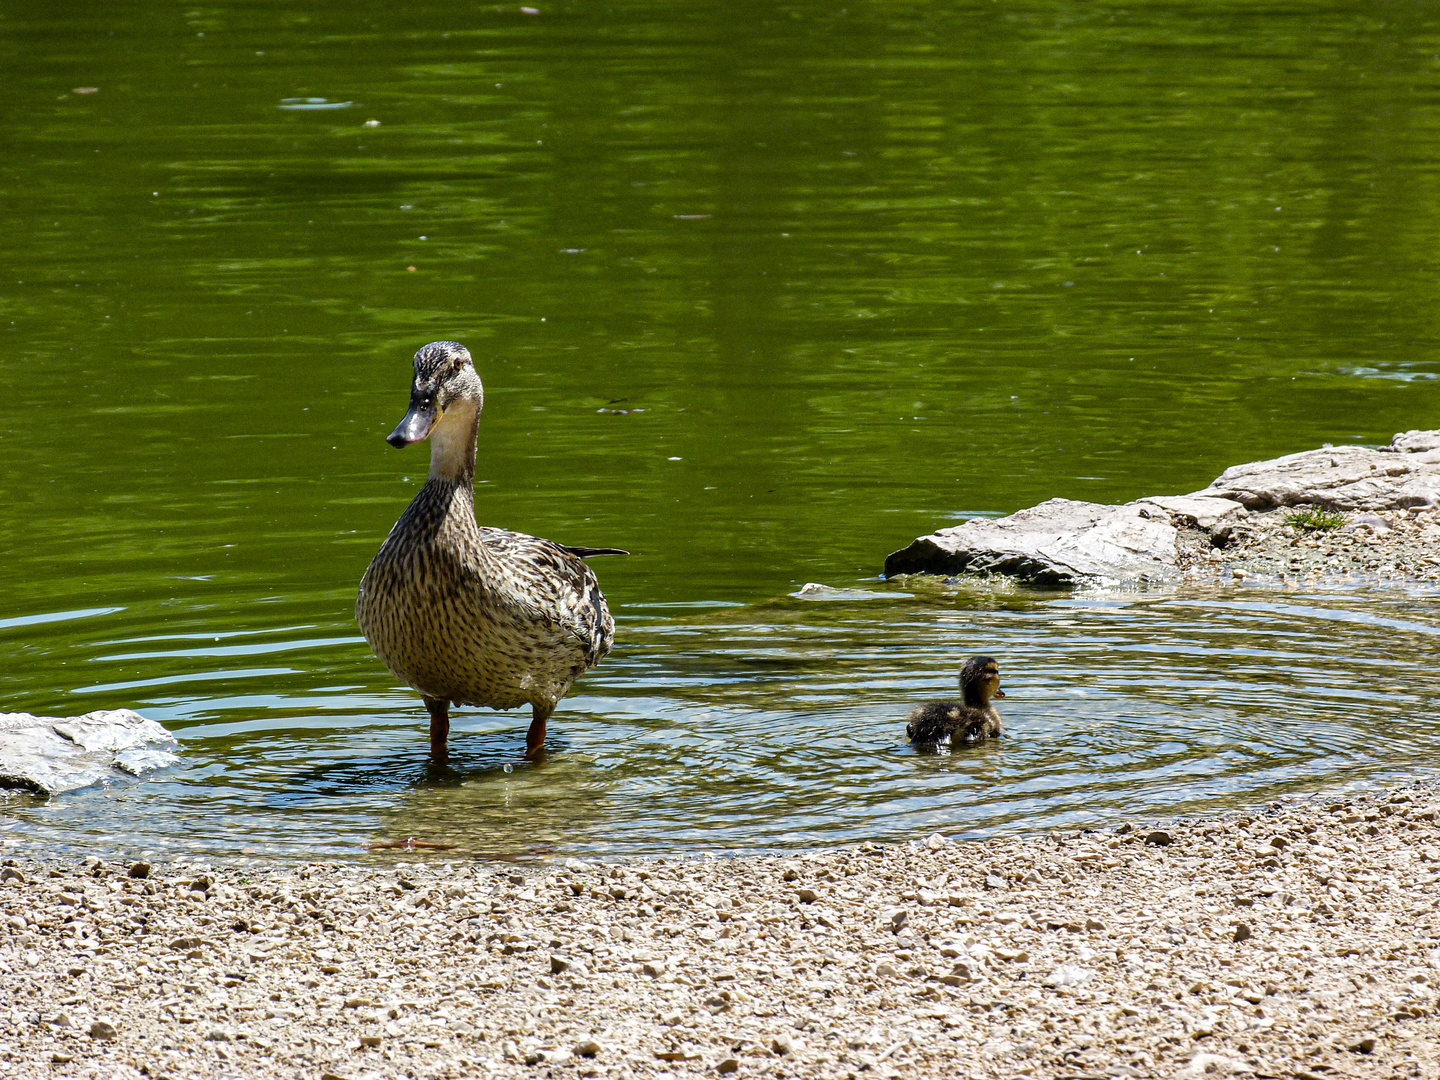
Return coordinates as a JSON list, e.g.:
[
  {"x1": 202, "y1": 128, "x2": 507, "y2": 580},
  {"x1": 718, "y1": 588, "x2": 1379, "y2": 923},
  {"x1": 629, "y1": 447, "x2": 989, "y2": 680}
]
[
  {"x1": 424, "y1": 696, "x2": 450, "y2": 760},
  {"x1": 524, "y1": 704, "x2": 552, "y2": 760}
]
